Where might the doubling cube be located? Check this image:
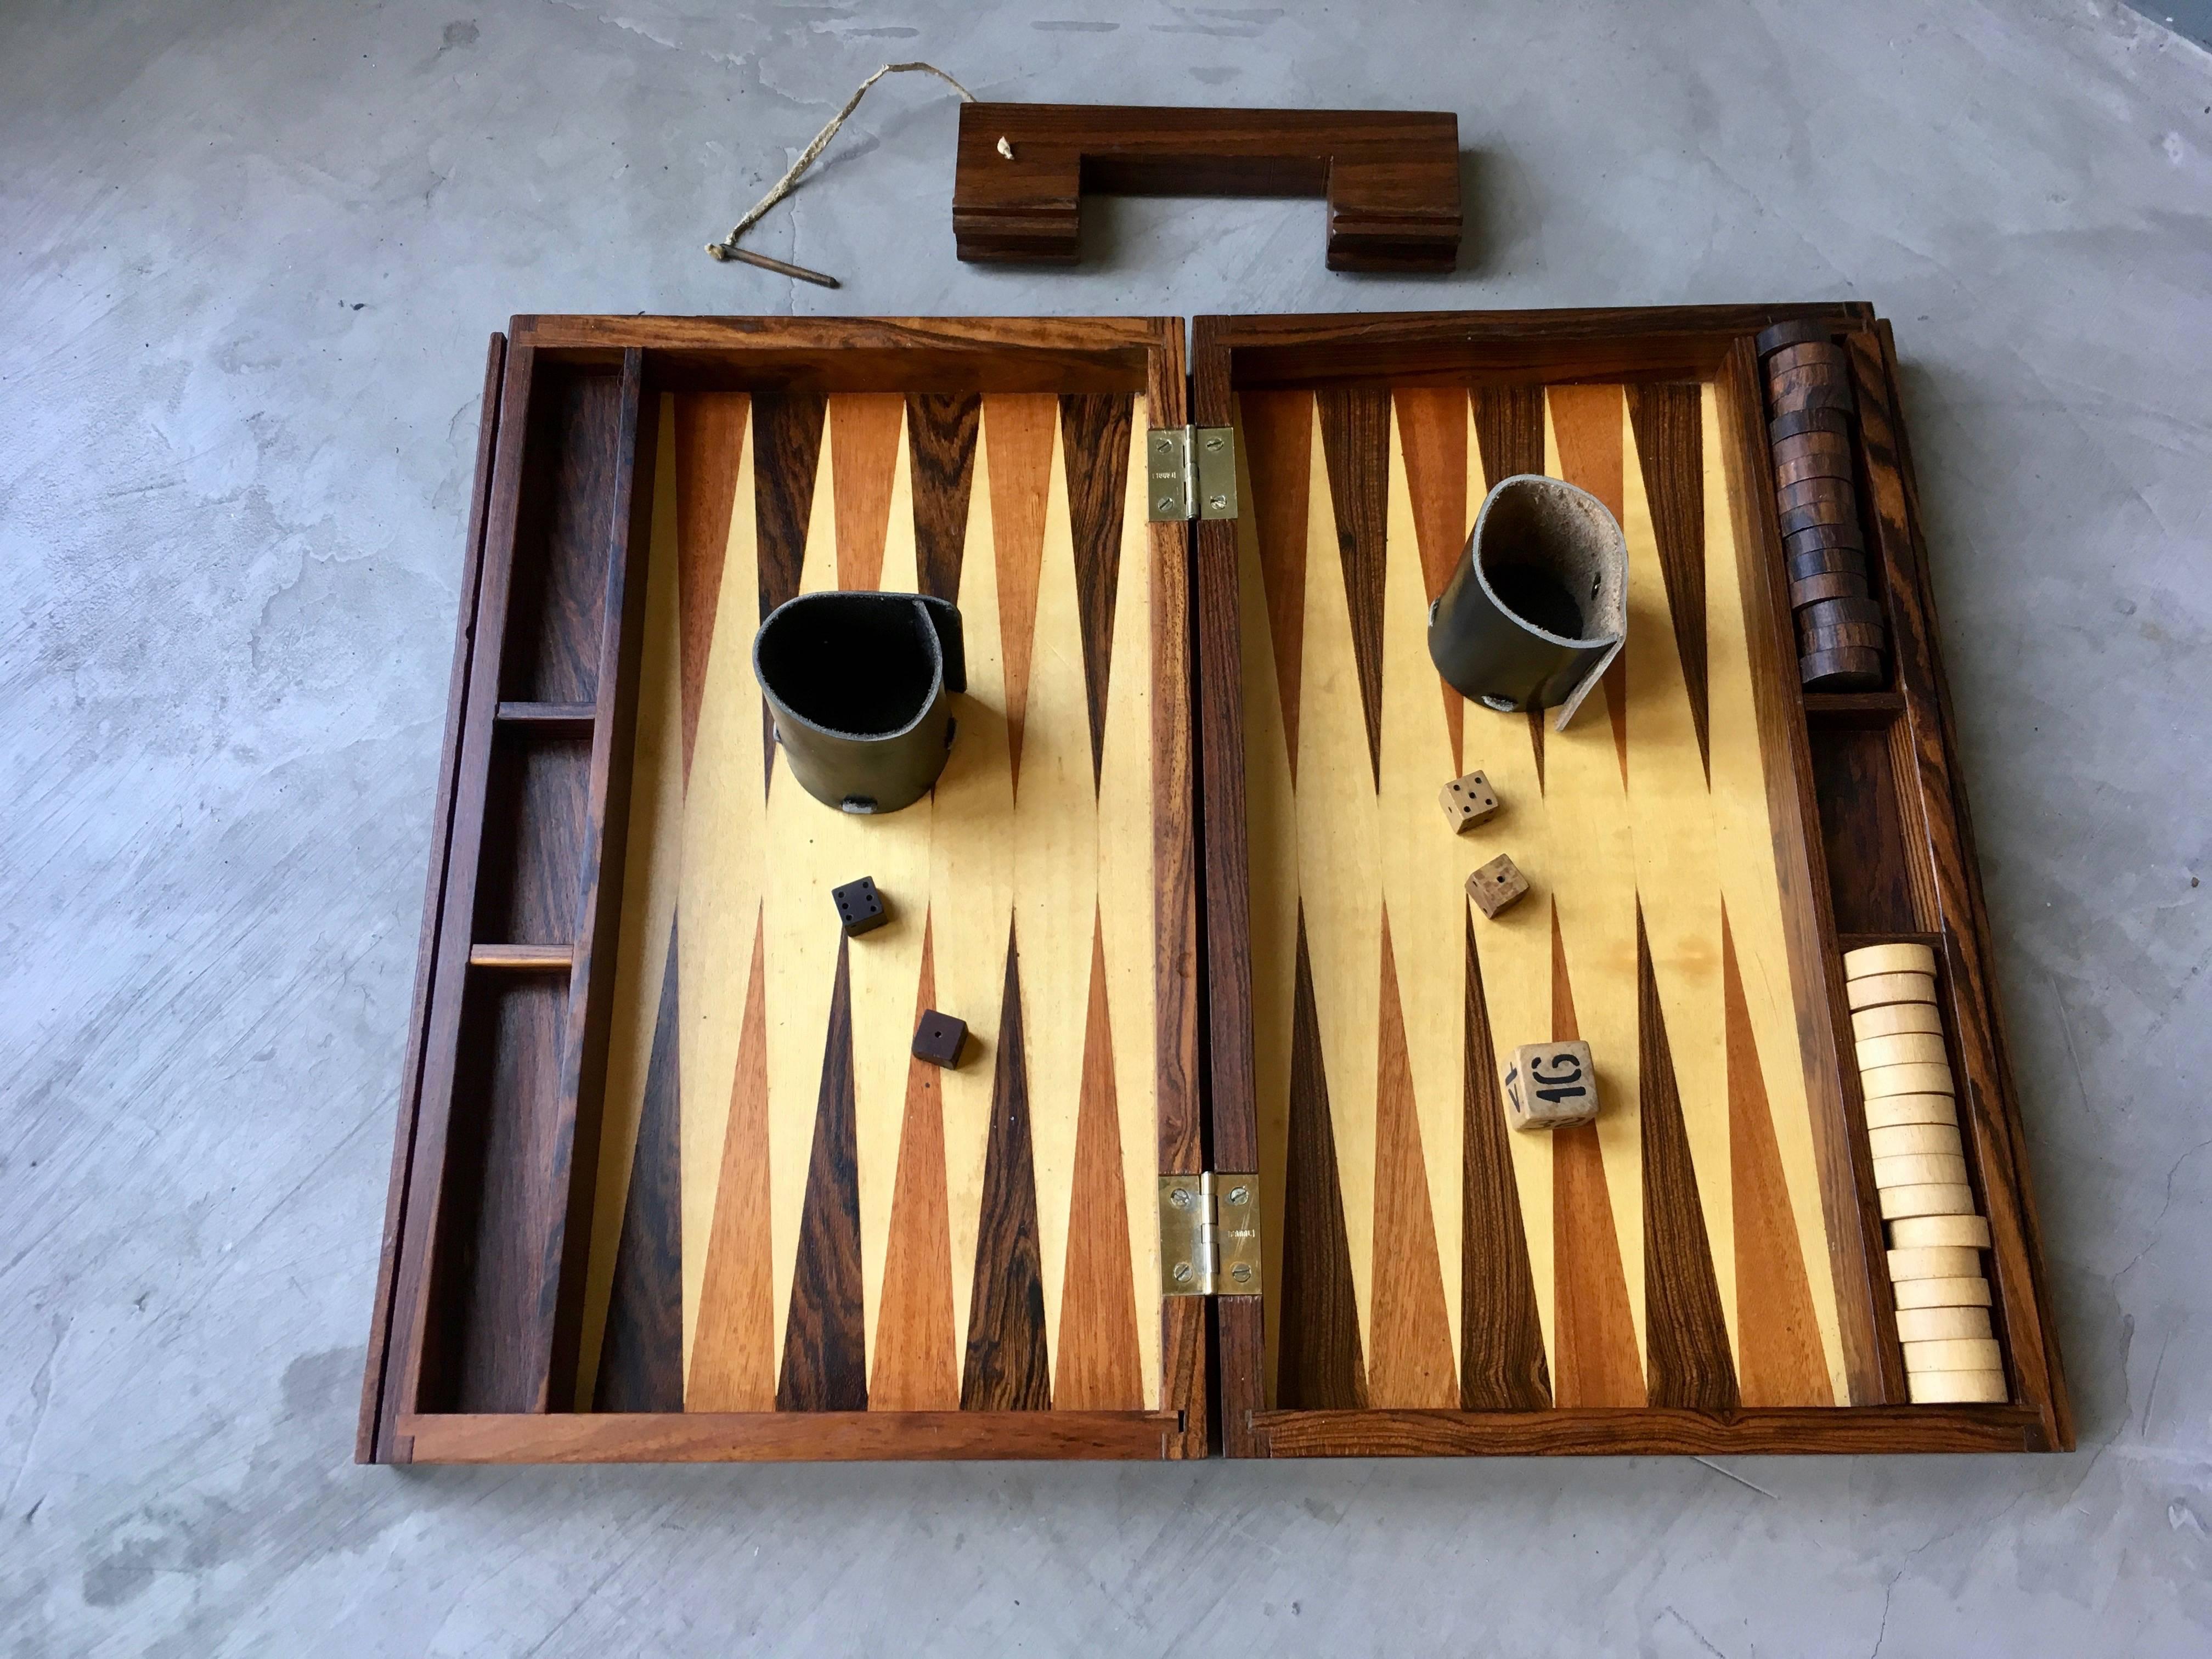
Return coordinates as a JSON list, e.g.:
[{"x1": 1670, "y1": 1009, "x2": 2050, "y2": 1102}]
[
  {"x1": 1503, "y1": 1040, "x2": 1599, "y2": 1131},
  {"x1": 911, "y1": 1009, "x2": 968, "y2": 1069},
  {"x1": 1466, "y1": 853, "x2": 1530, "y2": 918},
  {"x1": 1438, "y1": 770, "x2": 1501, "y2": 832},
  {"x1": 831, "y1": 876, "x2": 887, "y2": 936}
]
